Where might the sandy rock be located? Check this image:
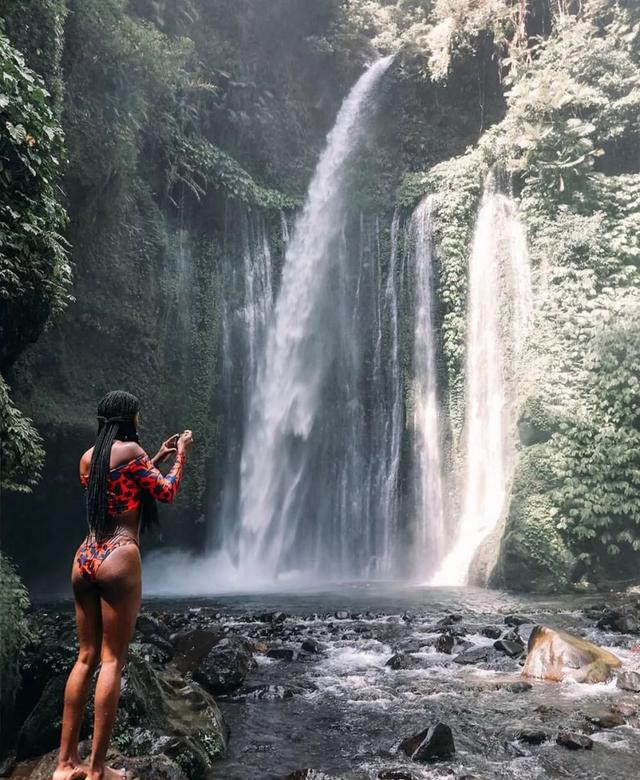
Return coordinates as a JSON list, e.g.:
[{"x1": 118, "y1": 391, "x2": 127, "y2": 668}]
[{"x1": 521, "y1": 625, "x2": 621, "y2": 683}]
